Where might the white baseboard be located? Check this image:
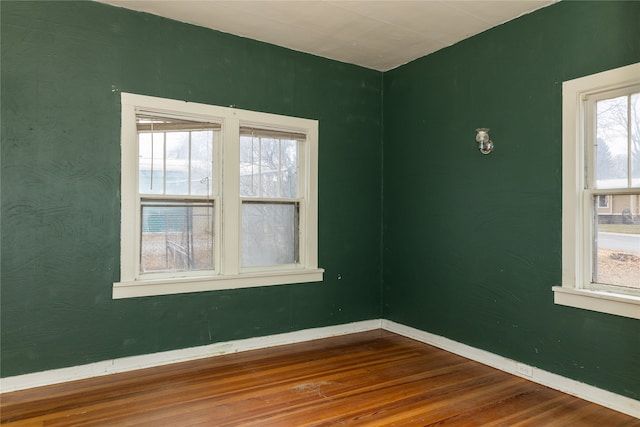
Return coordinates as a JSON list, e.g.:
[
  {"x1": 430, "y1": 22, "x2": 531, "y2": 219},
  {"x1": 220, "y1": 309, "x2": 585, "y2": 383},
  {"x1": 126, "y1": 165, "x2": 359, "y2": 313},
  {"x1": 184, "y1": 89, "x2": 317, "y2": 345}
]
[
  {"x1": 382, "y1": 320, "x2": 640, "y2": 419},
  {"x1": 1, "y1": 318, "x2": 637, "y2": 419},
  {"x1": 0, "y1": 319, "x2": 382, "y2": 394}
]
